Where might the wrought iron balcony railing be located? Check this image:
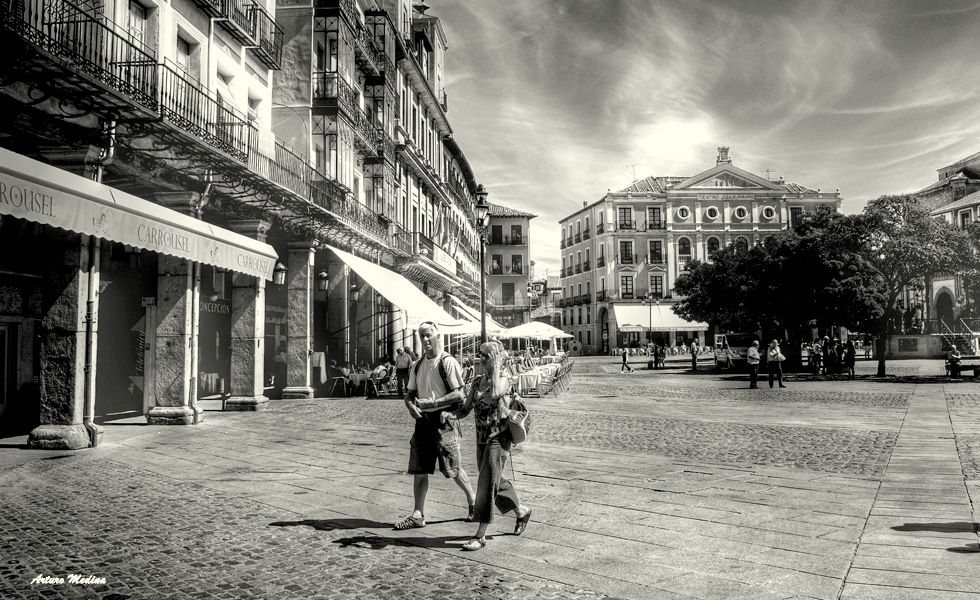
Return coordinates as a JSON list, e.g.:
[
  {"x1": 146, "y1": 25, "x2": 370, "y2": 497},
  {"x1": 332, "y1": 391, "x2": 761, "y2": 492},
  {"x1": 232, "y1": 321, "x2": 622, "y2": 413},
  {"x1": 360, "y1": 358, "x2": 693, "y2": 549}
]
[
  {"x1": 574, "y1": 264, "x2": 582, "y2": 274},
  {"x1": 249, "y1": 3, "x2": 283, "y2": 70},
  {"x1": 596, "y1": 256, "x2": 605, "y2": 267},
  {"x1": 646, "y1": 253, "x2": 667, "y2": 264},
  {"x1": 582, "y1": 229, "x2": 590, "y2": 240},
  {"x1": 583, "y1": 260, "x2": 591, "y2": 271},
  {"x1": 644, "y1": 220, "x2": 665, "y2": 230},
  {"x1": 617, "y1": 220, "x2": 637, "y2": 231},
  {"x1": 619, "y1": 253, "x2": 636, "y2": 265},
  {"x1": 560, "y1": 238, "x2": 566, "y2": 249},
  {"x1": 574, "y1": 233, "x2": 581, "y2": 243},
  {"x1": 596, "y1": 290, "x2": 607, "y2": 301},
  {"x1": 597, "y1": 223, "x2": 605, "y2": 234}
]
